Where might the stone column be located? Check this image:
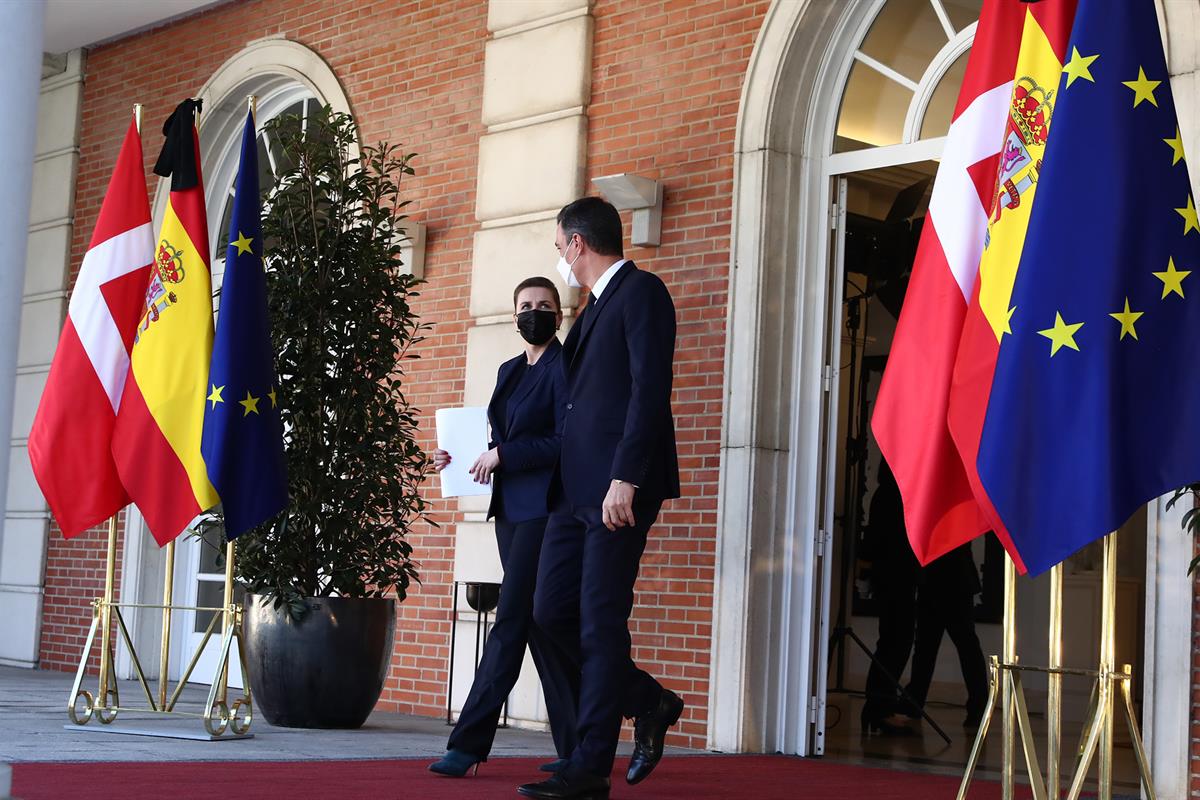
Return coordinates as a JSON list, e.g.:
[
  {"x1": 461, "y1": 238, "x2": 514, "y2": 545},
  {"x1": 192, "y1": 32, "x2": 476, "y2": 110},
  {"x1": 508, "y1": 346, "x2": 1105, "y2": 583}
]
[
  {"x1": 0, "y1": 42, "x2": 84, "y2": 667},
  {"x1": 0, "y1": 4, "x2": 53, "y2": 667},
  {"x1": 447, "y1": 0, "x2": 593, "y2": 721}
]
